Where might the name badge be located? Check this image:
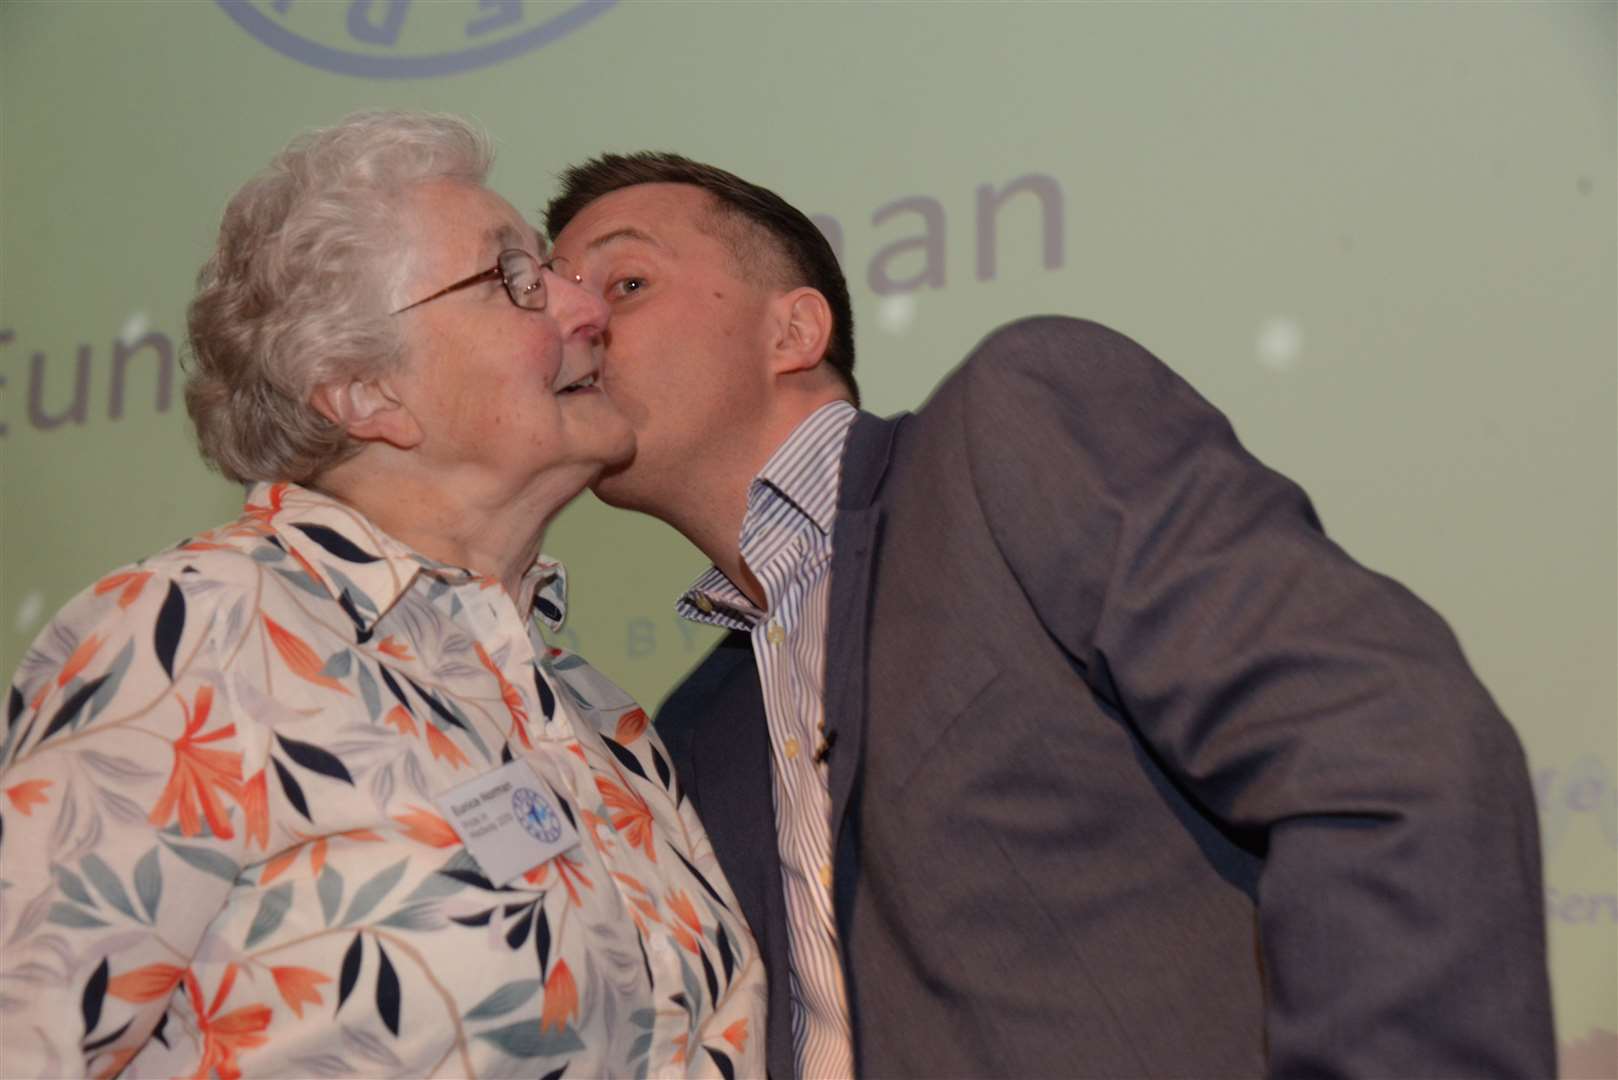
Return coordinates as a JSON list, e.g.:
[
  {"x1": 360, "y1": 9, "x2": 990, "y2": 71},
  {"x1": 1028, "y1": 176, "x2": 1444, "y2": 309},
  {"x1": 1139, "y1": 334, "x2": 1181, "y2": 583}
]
[{"x1": 431, "y1": 758, "x2": 580, "y2": 886}]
